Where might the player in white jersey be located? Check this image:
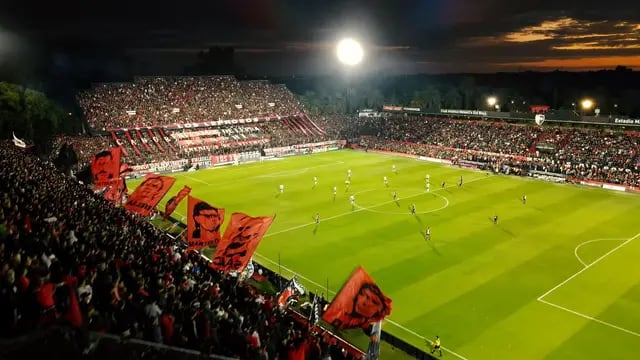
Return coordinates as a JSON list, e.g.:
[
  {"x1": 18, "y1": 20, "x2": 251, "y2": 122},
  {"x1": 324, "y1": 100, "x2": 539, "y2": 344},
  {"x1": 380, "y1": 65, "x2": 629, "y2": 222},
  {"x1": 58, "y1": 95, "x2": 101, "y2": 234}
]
[
  {"x1": 425, "y1": 227, "x2": 431, "y2": 240},
  {"x1": 313, "y1": 176, "x2": 318, "y2": 187},
  {"x1": 392, "y1": 164, "x2": 397, "y2": 173},
  {"x1": 279, "y1": 184, "x2": 284, "y2": 193},
  {"x1": 349, "y1": 195, "x2": 355, "y2": 210},
  {"x1": 347, "y1": 169, "x2": 352, "y2": 179},
  {"x1": 315, "y1": 213, "x2": 320, "y2": 225},
  {"x1": 383, "y1": 176, "x2": 388, "y2": 187},
  {"x1": 333, "y1": 186, "x2": 337, "y2": 200},
  {"x1": 426, "y1": 173, "x2": 430, "y2": 181},
  {"x1": 426, "y1": 182, "x2": 431, "y2": 192},
  {"x1": 344, "y1": 179, "x2": 350, "y2": 191},
  {"x1": 522, "y1": 194, "x2": 527, "y2": 205}
]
